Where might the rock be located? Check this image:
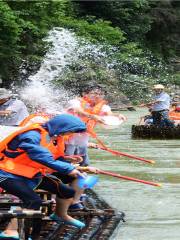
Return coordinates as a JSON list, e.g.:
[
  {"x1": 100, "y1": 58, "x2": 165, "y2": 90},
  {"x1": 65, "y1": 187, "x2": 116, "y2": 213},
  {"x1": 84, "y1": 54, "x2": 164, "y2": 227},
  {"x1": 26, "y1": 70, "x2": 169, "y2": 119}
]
[{"x1": 105, "y1": 88, "x2": 134, "y2": 111}]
